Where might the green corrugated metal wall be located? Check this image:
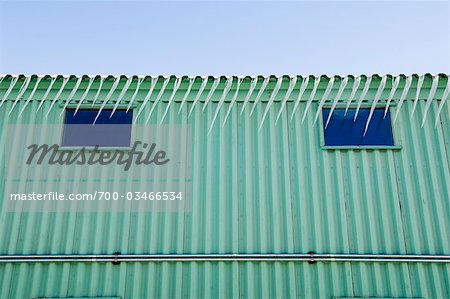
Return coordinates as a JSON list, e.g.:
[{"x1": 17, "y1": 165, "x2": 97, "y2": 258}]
[{"x1": 0, "y1": 75, "x2": 449, "y2": 298}]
